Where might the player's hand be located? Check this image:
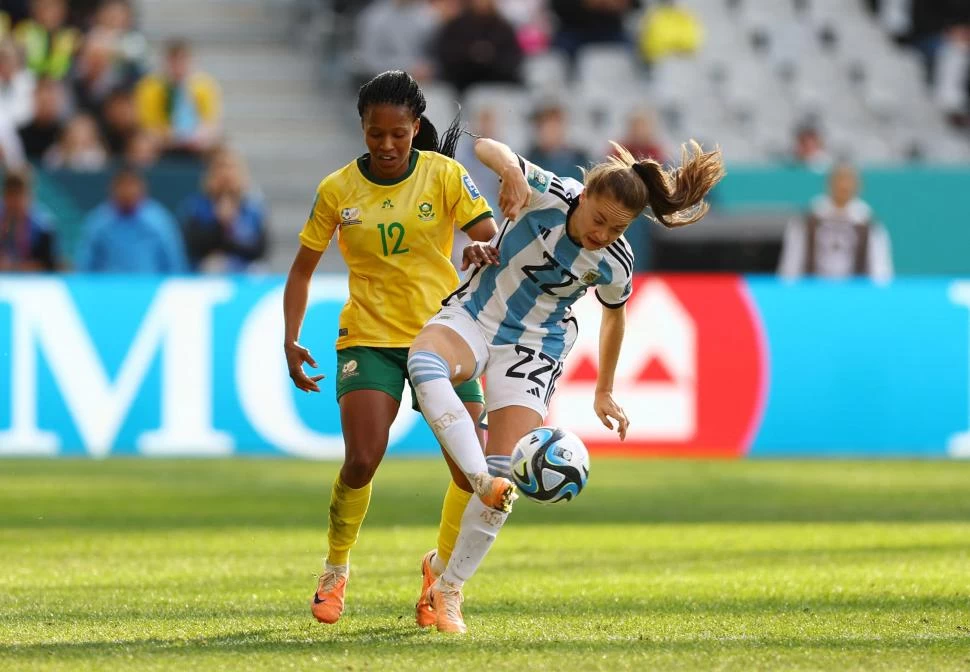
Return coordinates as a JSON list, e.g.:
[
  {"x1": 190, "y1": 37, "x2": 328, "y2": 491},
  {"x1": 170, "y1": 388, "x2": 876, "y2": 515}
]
[
  {"x1": 498, "y1": 164, "x2": 530, "y2": 220},
  {"x1": 594, "y1": 390, "x2": 629, "y2": 441},
  {"x1": 285, "y1": 341, "x2": 325, "y2": 393},
  {"x1": 461, "y1": 242, "x2": 500, "y2": 270}
]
